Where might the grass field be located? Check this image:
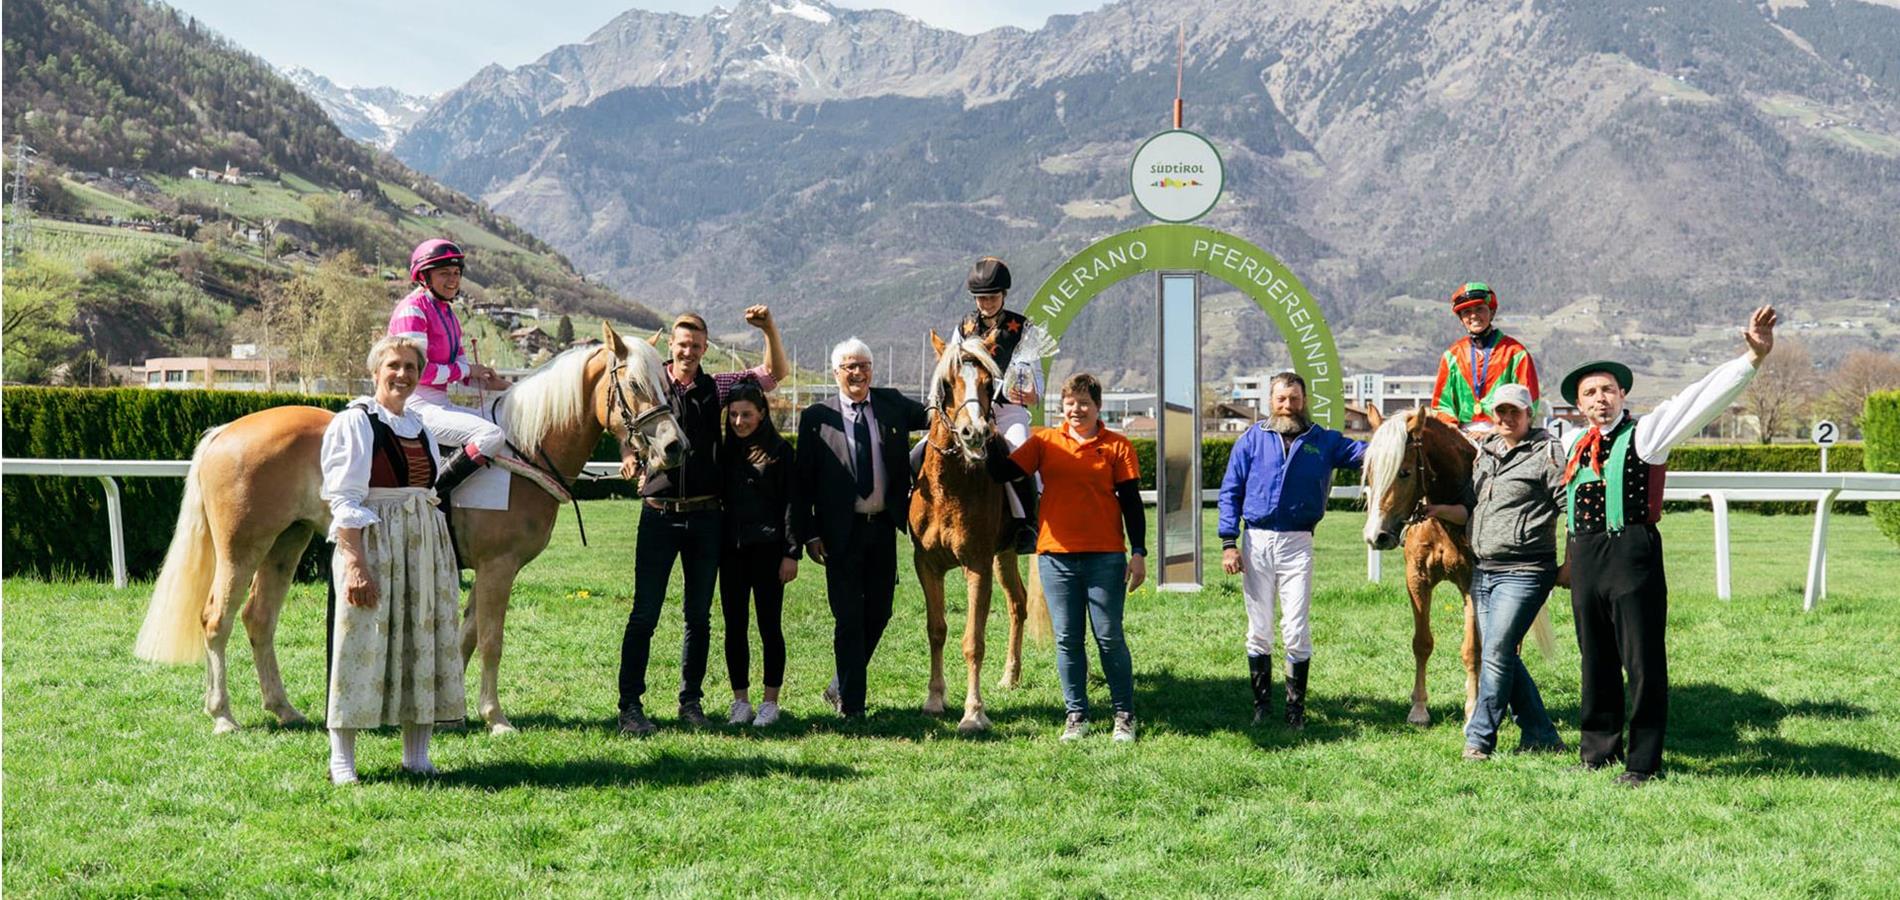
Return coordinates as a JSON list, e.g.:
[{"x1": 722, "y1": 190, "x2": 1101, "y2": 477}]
[{"x1": 4, "y1": 508, "x2": 1897, "y2": 896}]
